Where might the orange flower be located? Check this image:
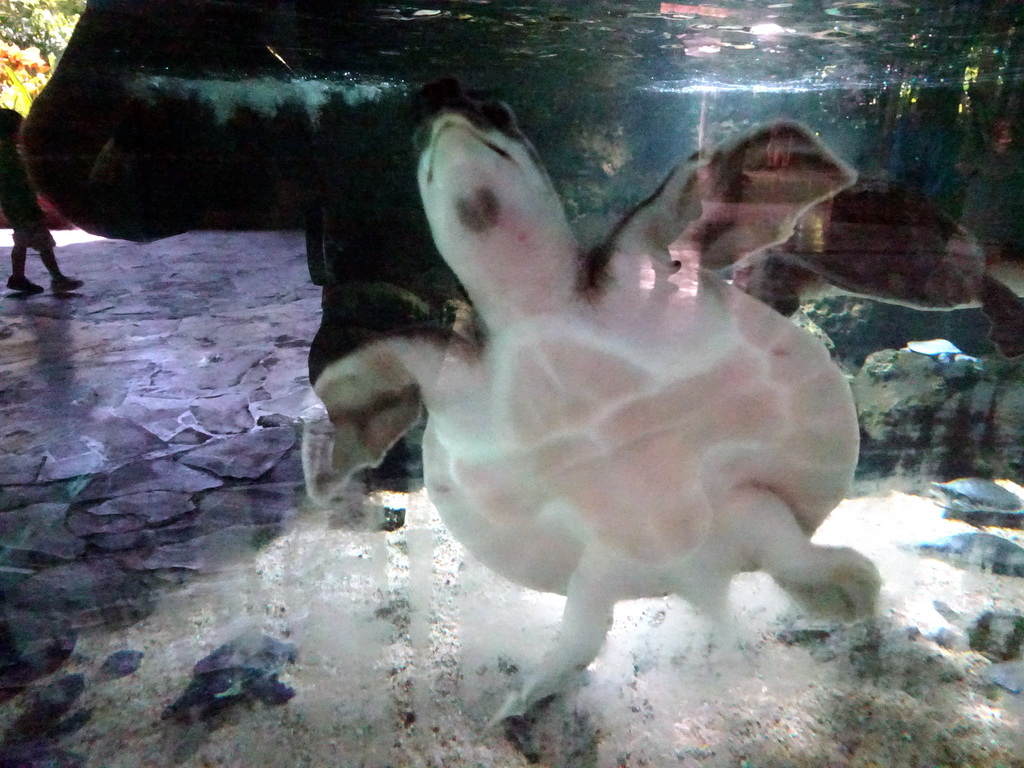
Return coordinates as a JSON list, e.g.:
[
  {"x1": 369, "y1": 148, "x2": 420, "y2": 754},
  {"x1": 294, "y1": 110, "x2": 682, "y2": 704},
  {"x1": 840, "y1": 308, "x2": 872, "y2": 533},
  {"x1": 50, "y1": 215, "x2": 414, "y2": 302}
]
[
  {"x1": 0, "y1": 42, "x2": 50, "y2": 74},
  {"x1": 18, "y1": 47, "x2": 50, "y2": 72}
]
